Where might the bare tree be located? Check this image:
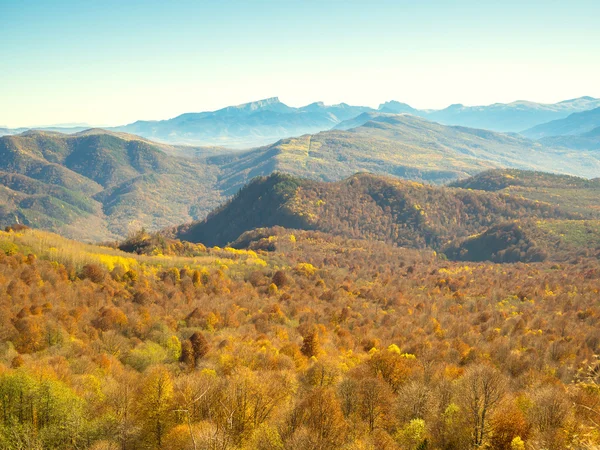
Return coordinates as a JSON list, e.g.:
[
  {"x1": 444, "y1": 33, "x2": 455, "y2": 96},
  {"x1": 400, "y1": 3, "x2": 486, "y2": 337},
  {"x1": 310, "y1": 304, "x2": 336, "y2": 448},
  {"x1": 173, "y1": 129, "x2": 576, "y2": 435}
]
[{"x1": 460, "y1": 365, "x2": 506, "y2": 447}]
